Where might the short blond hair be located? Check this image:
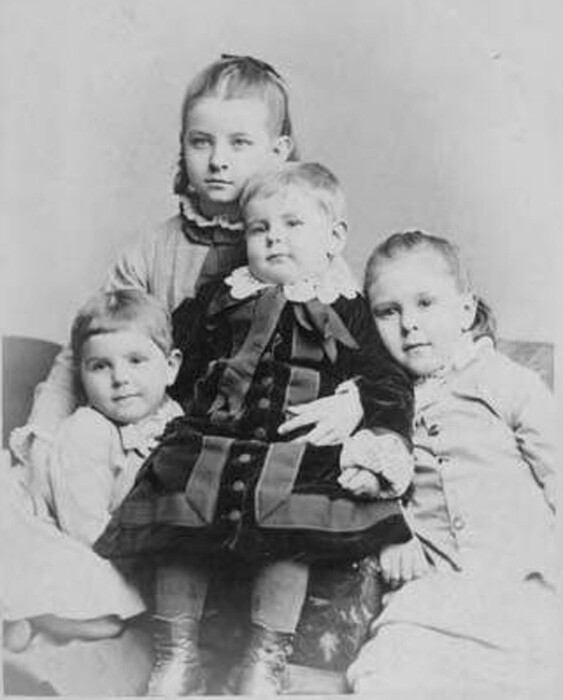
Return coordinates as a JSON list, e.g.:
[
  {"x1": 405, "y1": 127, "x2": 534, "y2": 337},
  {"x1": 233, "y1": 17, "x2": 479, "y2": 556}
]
[
  {"x1": 71, "y1": 289, "x2": 173, "y2": 362},
  {"x1": 240, "y1": 162, "x2": 347, "y2": 223}
]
